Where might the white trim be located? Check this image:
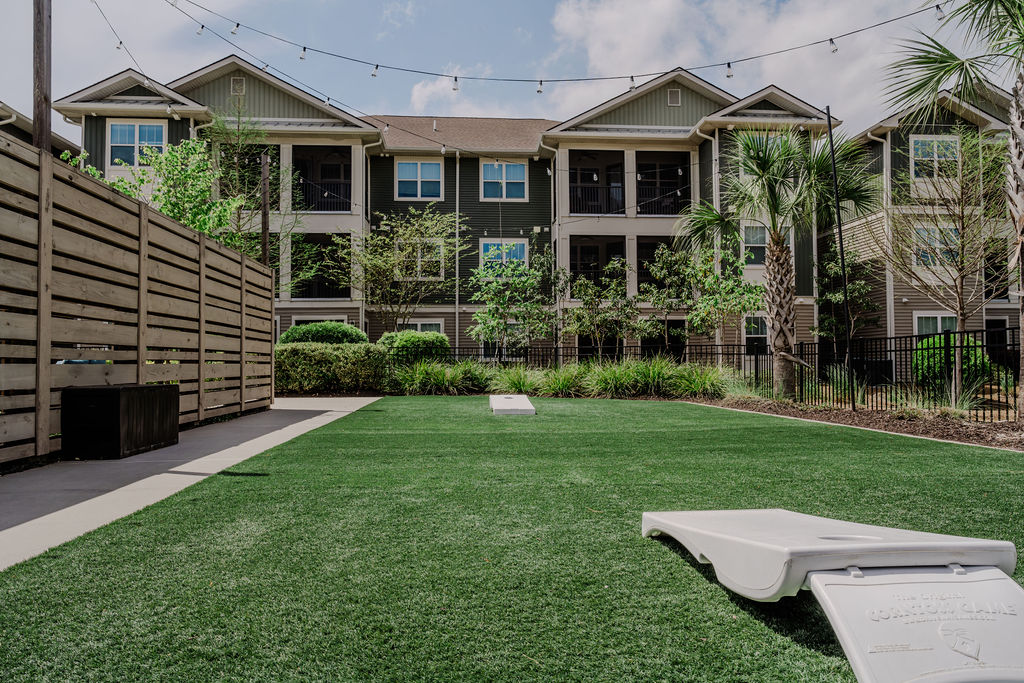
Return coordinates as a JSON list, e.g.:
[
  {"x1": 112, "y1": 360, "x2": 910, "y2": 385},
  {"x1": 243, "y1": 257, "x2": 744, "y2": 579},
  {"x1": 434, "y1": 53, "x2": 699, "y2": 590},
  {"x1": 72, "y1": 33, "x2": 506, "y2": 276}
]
[
  {"x1": 291, "y1": 314, "x2": 349, "y2": 325},
  {"x1": 396, "y1": 237, "x2": 444, "y2": 281},
  {"x1": 909, "y1": 134, "x2": 960, "y2": 194},
  {"x1": 55, "y1": 68, "x2": 205, "y2": 109},
  {"x1": 479, "y1": 237, "x2": 530, "y2": 268},
  {"x1": 478, "y1": 158, "x2": 529, "y2": 203},
  {"x1": 396, "y1": 318, "x2": 445, "y2": 334},
  {"x1": 912, "y1": 310, "x2": 957, "y2": 336},
  {"x1": 394, "y1": 157, "x2": 444, "y2": 201},
  {"x1": 667, "y1": 89, "x2": 682, "y2": 107},
  {"x1": 106, "y1": 118, "x2": 168, "y2": 170},
  {"x1": 711, "y1": 85, "x2": 829, "y2": 120}
]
